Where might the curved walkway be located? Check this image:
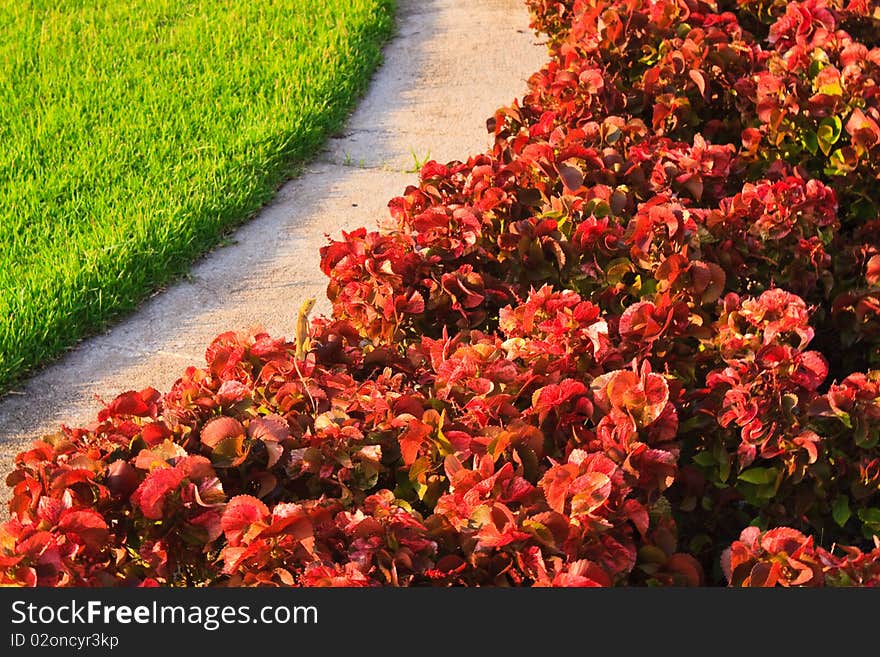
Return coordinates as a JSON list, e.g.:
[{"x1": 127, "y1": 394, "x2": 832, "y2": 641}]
[{"x1": 0, "y1": 0, "x2": 546, "y2": 506}]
